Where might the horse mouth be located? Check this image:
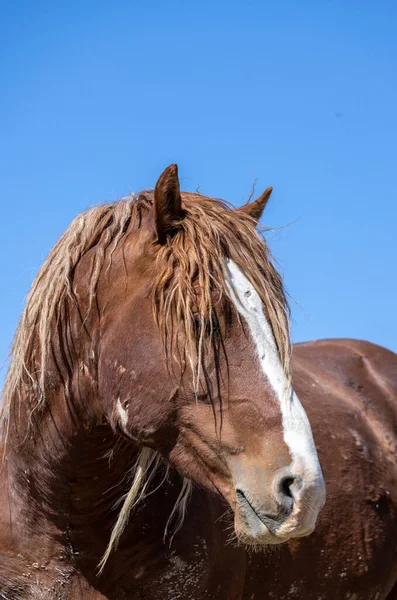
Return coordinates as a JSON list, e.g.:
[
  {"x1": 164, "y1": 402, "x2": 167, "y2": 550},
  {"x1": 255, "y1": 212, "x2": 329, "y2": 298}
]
[{"x1": 234, "y1": 491, "x2": 286, "y2": 545}]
